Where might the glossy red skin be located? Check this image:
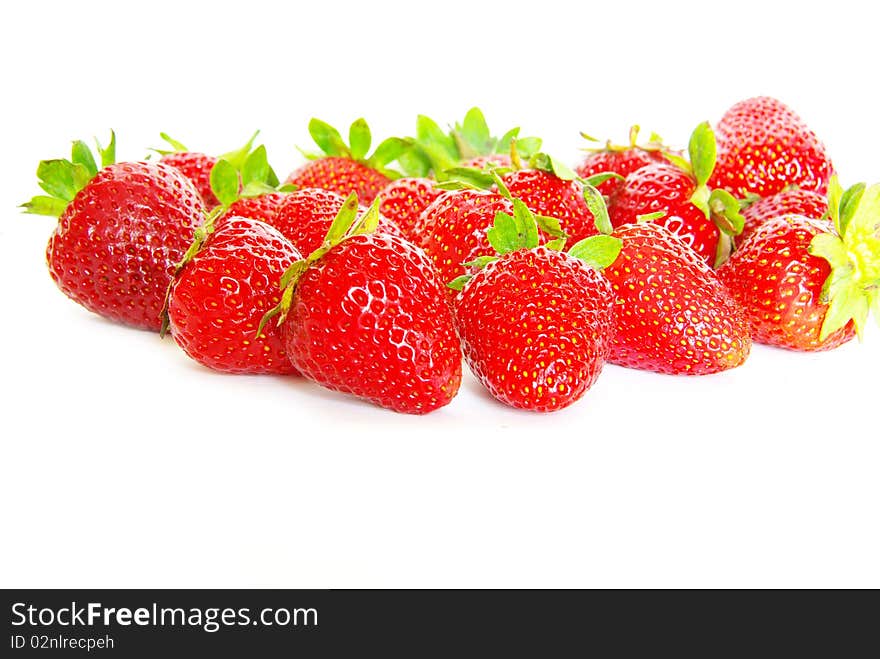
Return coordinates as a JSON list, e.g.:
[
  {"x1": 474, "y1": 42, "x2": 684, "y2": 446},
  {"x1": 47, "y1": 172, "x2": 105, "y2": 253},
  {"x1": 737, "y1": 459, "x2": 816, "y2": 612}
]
[
  {"x1": 378, "y1": 177, "x2": 442, "y2": 241},
  {"x1": 611, "y1": 163, "x2": 719, "y2": 265},
  {"x1": 46, "y1": 162, "x2": 205, "y2": 331},
  {"x1": 168, "y1": 218, "x2": 302, "y2": 374},
  {"x1": 160, "y1": 151, "x2": 220, "y2": 207},
  {"x1": 218, "y1": 192, "x2": 288, "y2": 227},
  {"x1": 272, "y1": 188, "x2": 402, "y2": 256},
  {"x1": 709, "y1": 96, "x2": 834, "y2": 198},
  {"x1": 501, "y1": 169, "x2": 598, "y2": 243},
  {"x1": 285, "y1": 157, "x2": 390, "y2": 204},
  {"x1": 575, "y1": 149, "x2": 659, "y2": 197},
  {"x1": 717, "y1": 215, "x2": 854, "y2": 351},
  {"x1": 459, "y1": 153, "x2": 513, "y2": 170},
  {"x1": 455, "y1": 248, "x2": 615, "y2": 412},
  {"x1": 739, "y1": 188, "x2": 828, "y2": 245},
  {"x1": 605, "y1": 223, "x2": 751, "y2": 375},
  {"x1": 282, "y1": 233, "x2": 462, "y2": 414},
  {"x1": 414, "y1": 189, "x2": 514, "y2": 286}
]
